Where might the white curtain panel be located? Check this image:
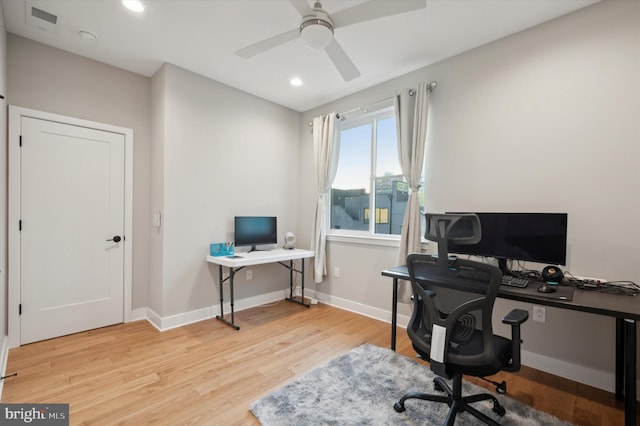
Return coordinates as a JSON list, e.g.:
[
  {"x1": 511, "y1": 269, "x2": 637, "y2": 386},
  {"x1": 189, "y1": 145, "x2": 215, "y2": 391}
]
[
  {"x1": 395, "y1": 82, "x2": 431, "y2": 302},
  {"x1": 311, "y1": 113, "x2": 339, "y2": 283}
]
